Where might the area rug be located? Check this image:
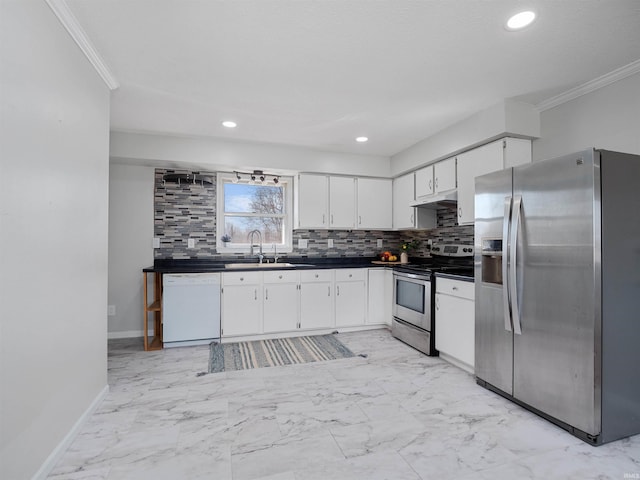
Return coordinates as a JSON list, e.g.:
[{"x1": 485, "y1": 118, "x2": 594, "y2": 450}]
[{"x1": 208, "y1": 334, "x2": 355, "y2": 373}]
